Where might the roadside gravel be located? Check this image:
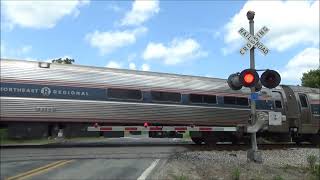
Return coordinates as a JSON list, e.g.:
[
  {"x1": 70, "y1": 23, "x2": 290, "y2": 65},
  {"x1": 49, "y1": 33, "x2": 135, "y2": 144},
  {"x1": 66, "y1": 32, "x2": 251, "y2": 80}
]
[{"x1": 155, "y1": 148, "x2": 320, "y2": 180}]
